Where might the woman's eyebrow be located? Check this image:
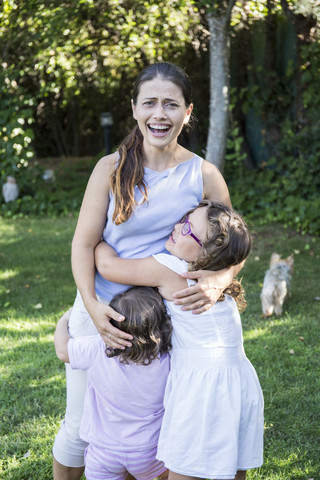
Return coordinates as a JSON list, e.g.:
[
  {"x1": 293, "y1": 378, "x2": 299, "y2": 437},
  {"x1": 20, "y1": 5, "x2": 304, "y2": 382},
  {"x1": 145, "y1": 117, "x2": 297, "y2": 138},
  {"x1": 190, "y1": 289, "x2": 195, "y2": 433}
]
[{"x1": 143, "y1": 97, "x2": 181, "y2": 103}]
